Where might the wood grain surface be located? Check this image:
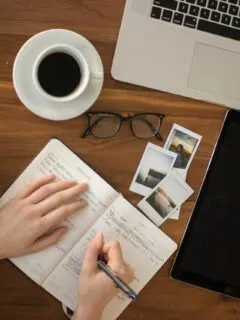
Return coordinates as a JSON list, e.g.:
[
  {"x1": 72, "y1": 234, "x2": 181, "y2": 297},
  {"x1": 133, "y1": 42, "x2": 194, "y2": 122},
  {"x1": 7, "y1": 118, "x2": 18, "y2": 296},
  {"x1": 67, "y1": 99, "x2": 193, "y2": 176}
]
[{"x1": 0, "y1": 1, "x2": 237, "y2": 319}]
